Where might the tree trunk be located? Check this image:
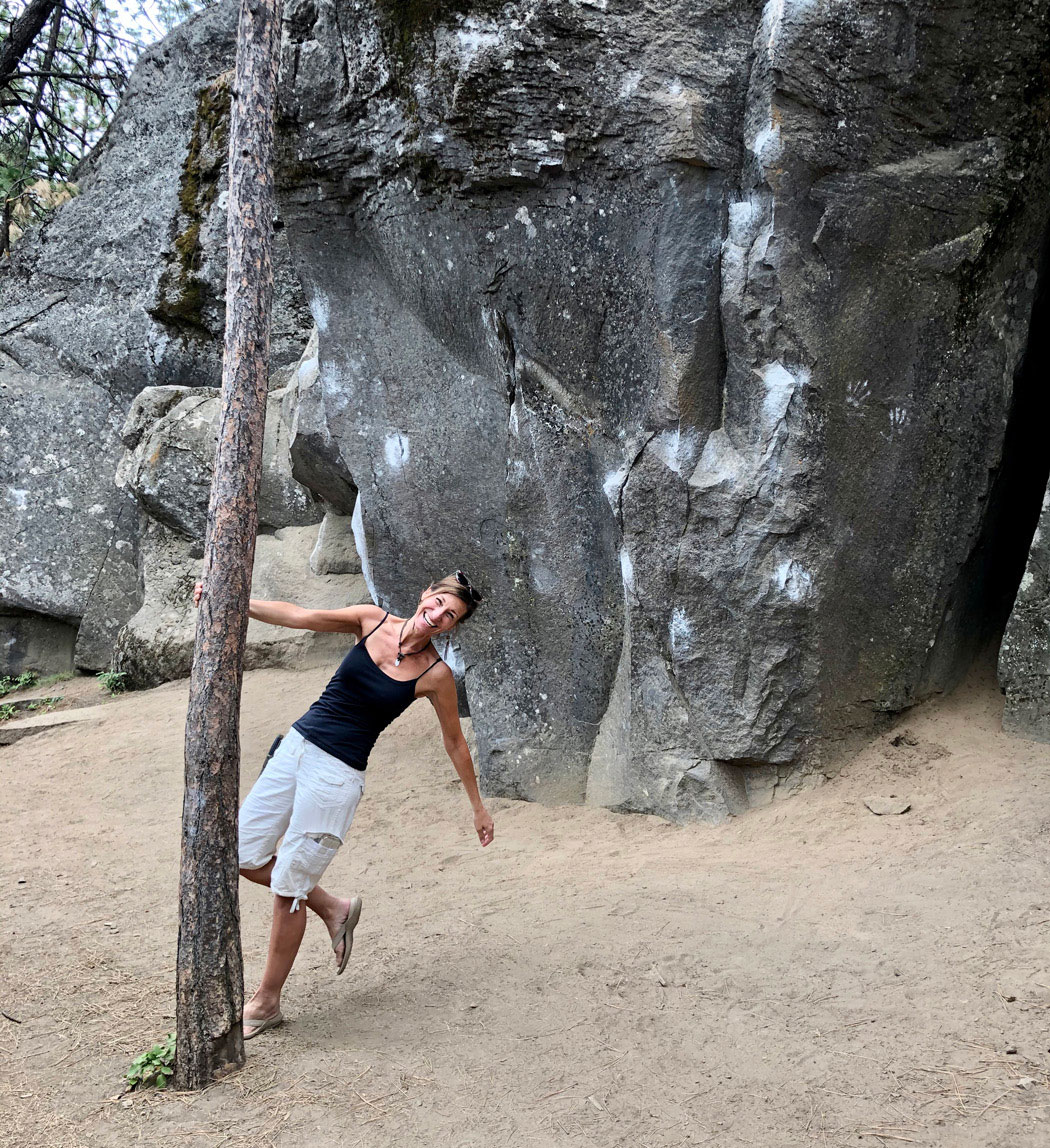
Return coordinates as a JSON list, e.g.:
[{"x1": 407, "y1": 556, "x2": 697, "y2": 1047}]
[
  {"x1": 174, "y1": 0, "x2": 281, "y2": 1091},
  {"x1": 0, "y1": 0, "x2": 59, "y2": 90},
  {"x1": 24, "y1": 8, "x2": 61, "y2": 150}
]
